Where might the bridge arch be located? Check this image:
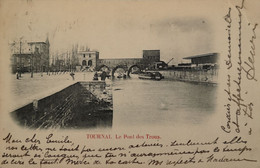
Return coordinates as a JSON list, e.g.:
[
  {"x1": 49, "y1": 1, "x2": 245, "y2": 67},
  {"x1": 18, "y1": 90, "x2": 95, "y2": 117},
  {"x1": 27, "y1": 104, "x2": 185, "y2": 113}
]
[
  {"x1": 127, "y1": 64, "x2": 142, "y2": 76},
  {"x1": 112, "y1": 65, "x2": 128, "y2": 77},
  {"x1": 96, "y1": 64, "x2": 110, "y2": 71}
]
